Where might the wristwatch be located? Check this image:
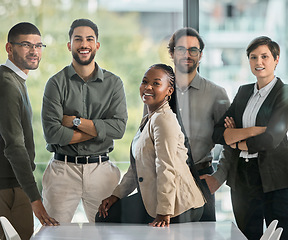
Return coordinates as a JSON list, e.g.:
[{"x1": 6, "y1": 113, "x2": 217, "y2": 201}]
[{"x1": 73, "y1": 117, "x2": 81, "y2": 128}]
